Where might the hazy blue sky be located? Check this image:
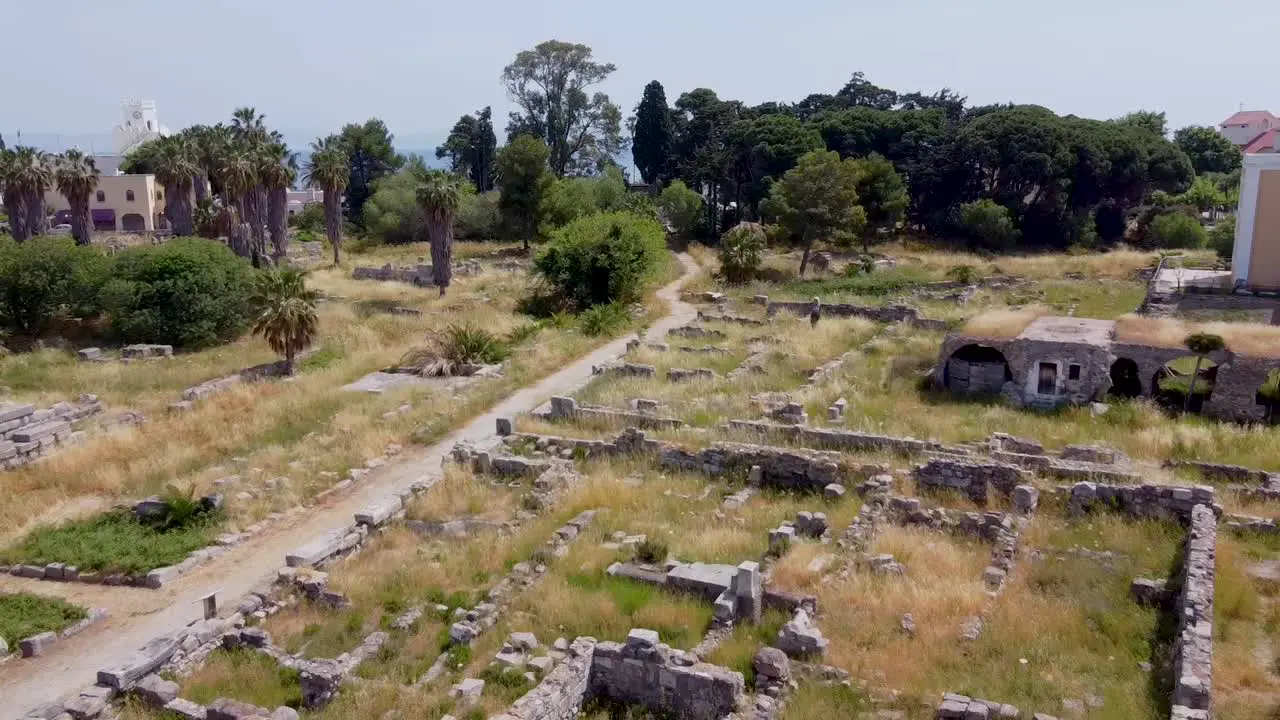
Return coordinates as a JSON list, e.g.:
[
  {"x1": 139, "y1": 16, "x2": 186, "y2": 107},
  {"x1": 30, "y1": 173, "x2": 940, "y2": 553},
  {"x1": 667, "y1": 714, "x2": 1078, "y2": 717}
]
[{"x1": 4, "y1": 0, "x2": 1268, "y2": 148}]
